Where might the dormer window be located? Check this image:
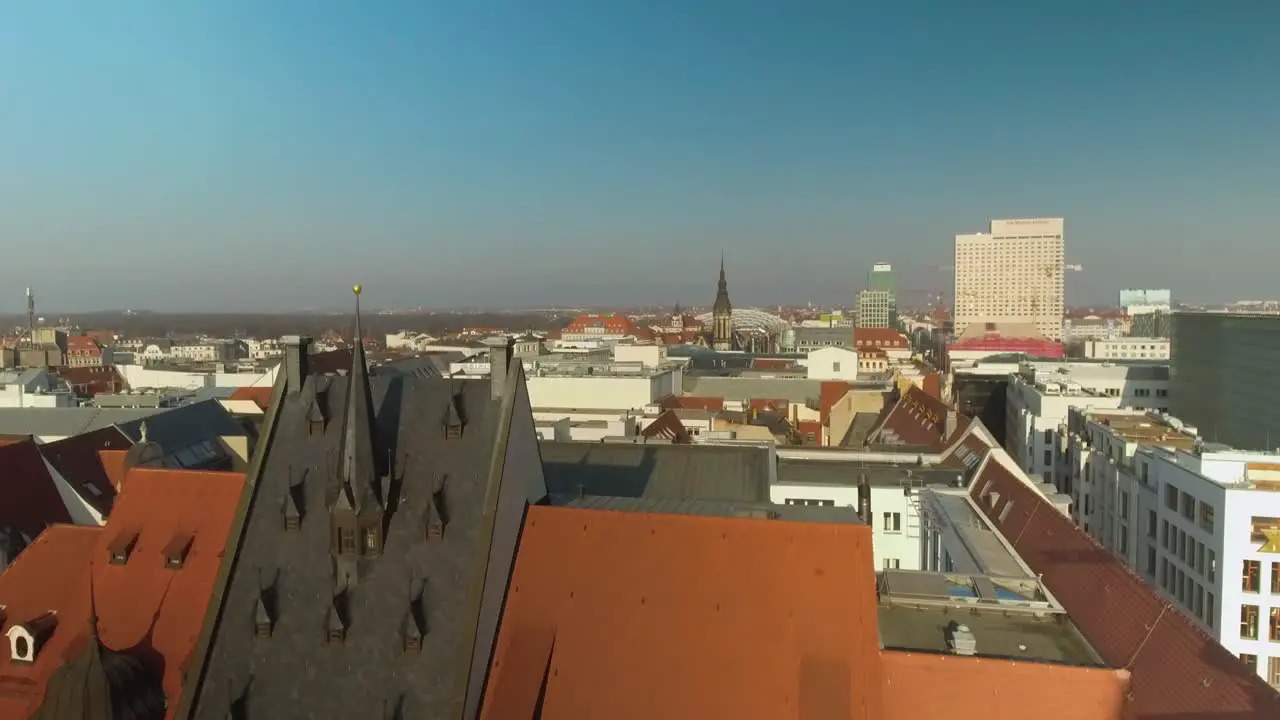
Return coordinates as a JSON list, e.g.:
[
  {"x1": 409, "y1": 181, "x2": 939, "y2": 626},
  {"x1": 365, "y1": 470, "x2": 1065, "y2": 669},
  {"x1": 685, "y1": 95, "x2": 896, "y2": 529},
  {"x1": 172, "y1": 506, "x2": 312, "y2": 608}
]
[
  {"x1": 361, "y1": 523, "x2": 381, "y2": 556},
  {"x1": 337, "y1": 526, "x2": 356, "y2": 555},
  {"x1": 426, "y1": 500, "x2": 445, "y2": 540},
  {"x1": 443, "y1": 395, "x2": 464, "y2": 440},
  {"x1": 255, "y1": 593, "x2": 274, "y2": 640},
  {"x1": 162, "y1": 533, "x2": 193, "y2": 570},
  {"x1": 326, "y1": 596, "x2": 347, "y2": 645},
  {"x1": 6, "y1": 612, "x2": 57, "y2": 663},
  {"x1": 284, "y1": 484, "x2": 305, "y2": 531},
  {"x1": 307, "y1": 393, "x2": 327, "y2": 436},
  {"x1": 107, "y1": 531, "x2": 138, "y2": 565}
]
